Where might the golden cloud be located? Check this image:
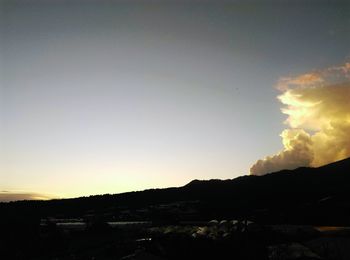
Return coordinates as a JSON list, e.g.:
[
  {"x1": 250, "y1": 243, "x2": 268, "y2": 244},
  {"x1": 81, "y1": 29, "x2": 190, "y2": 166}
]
[{"x1": 250, "y1": 62, "x2": 350, "y2": 175}]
